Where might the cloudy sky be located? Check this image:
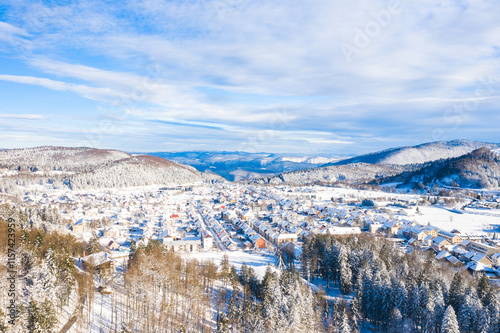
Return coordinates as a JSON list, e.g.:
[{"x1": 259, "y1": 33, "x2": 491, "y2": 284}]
[{"x1": 0, "y1": 0, "x2": 499, "y2": 155}]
